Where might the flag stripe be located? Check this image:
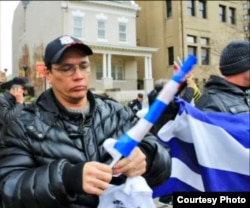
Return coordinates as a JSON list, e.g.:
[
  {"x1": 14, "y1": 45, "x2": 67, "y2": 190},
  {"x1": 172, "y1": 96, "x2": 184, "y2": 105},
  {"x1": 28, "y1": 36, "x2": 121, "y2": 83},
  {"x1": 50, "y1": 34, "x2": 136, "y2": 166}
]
[
  {"x1": 144, "y1": 100, "x2": 168, "y2": 124},
  {"x1": 127, "y1": 119, "x2": 153, "y2": 140},
  {"x1": 161, "y1": 138, "x2": 200, "y2": 173},
  {"x1": 171, "y1": 158, "x2": 204, "y2": 191},
  {"x1": 153, "y1": 157, "x2": 204, "y2": 198},
  {"x1": 201, "y1": 167, "x2": 250, "y2": 191},
  {"x1": 114, "y1": 134, "x2": 139, "y2": 157}
]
